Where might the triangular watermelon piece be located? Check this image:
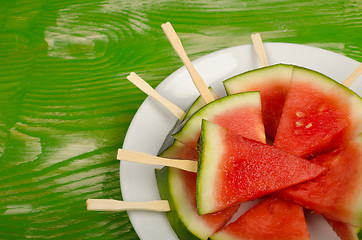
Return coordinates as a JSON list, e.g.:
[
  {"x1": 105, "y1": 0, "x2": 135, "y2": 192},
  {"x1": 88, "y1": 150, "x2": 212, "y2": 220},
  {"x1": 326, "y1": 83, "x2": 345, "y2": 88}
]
[
  {"x1": 156, "y1": 91, "x2": 267, "y2": 239},
  {"x1": 210, "y1": 197, "x2": 311, "y2": 240},
  {"x1": 196, "y1": 120, "x2": 326, "y2": 215},
  {"x1": 274, "y1": 65, "x2": 362, "y2": 158},
  {"x1": 156, "y1": 140, "x2": 239, "y2": 240},
  {"x1": 173, "y1": 91, "x2": 266, "y2": 147},
  {"x1": 223, "y1": 64, "x2": 293, "y2": 140},
  {"x1": 277, "y1": 133, "x2": 362, "y2": 227}
]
